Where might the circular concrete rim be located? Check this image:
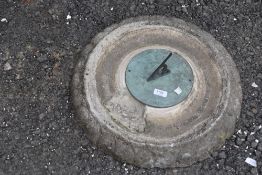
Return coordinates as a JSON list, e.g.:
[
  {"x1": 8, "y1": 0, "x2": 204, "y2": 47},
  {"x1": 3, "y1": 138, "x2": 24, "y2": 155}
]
[
  {"x1": 114, "y1": 44, "x2": 205, "y2": 137},
  {"x1": 71, "y1": 16, "x2": 242, "y2": 168}
]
